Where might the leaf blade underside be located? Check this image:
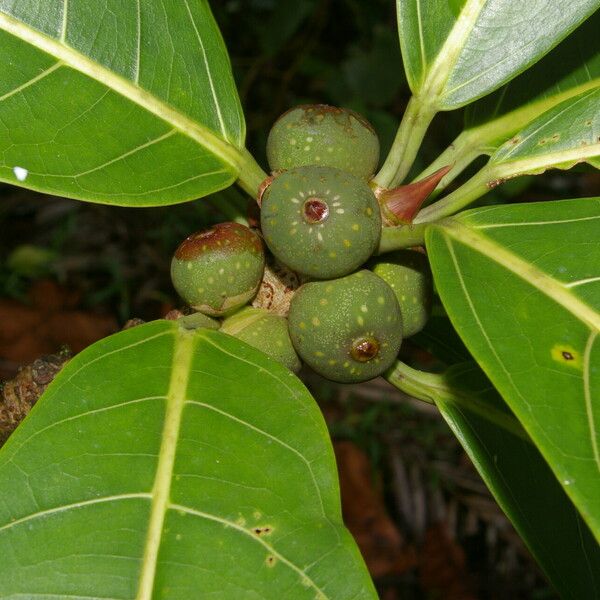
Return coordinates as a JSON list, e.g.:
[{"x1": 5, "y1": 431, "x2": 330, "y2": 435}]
[
  {"x1": 0, "y1": 2, "x2": 245, "y2": 205},
  {"x1": 426, "y1": 198, "x2": 600, "y2": 539},
  {"x1": 0, "y1": 322, "x2": 376, "y2": 599}
]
